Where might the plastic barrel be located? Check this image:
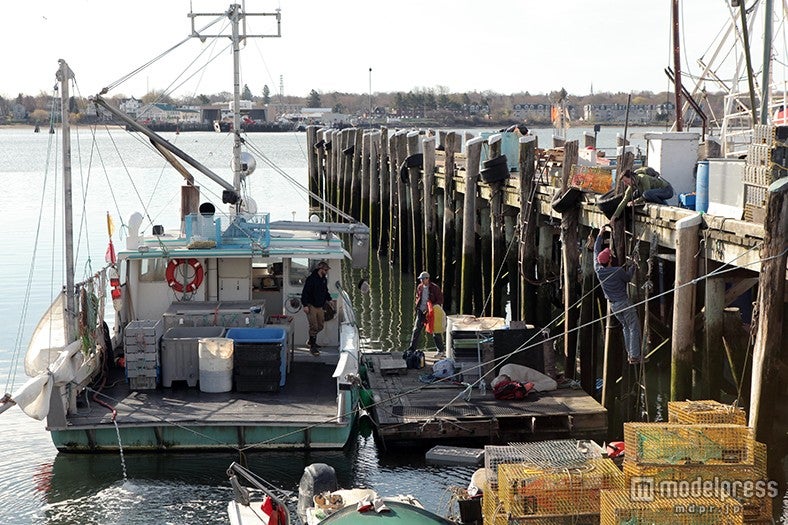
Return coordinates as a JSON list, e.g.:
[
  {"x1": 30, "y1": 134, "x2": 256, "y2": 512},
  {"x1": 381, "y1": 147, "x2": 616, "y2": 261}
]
[
  {"x1": 696, "y1": 160, "x2": 709, "y2": 213},
  {"x1": 198, "y1": 337, "x2": 233, "y2": 393}
]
